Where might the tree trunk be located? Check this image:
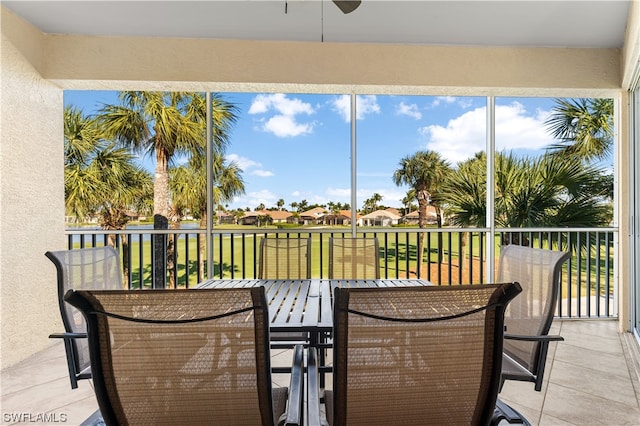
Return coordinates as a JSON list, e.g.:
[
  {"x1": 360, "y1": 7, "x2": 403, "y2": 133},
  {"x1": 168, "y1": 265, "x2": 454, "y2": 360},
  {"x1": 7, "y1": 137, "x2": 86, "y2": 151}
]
[
  {"x1": 119, "y1": 234, "x2": 130, "y2": 289},
  {"x1": 167, "y1": 207, "x2": 182, "y2": 289},
  {"x1": 416, "y1": 189, "x2": 430, "y2": 277},
  {"x1": 101, "y1": 210, "x2": 128, "y2": 288},
  {"x1": 153, "y1": 149, "x2": 169, "y2": 288}
]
